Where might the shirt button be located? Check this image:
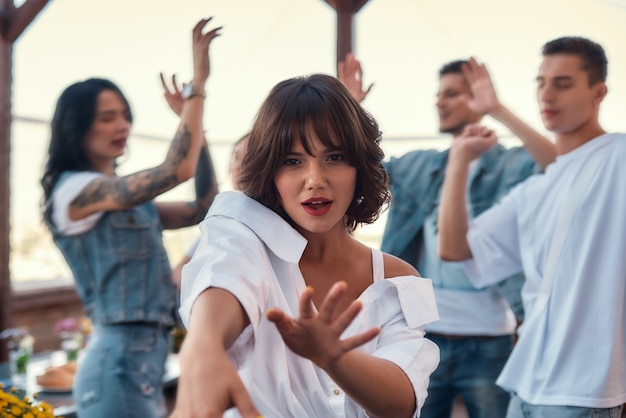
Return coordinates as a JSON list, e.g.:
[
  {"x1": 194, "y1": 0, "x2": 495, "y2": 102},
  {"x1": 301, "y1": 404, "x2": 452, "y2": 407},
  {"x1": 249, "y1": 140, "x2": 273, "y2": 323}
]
[{"x1": 333, "y1": 389, "x2": 340, "y2": 395}]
